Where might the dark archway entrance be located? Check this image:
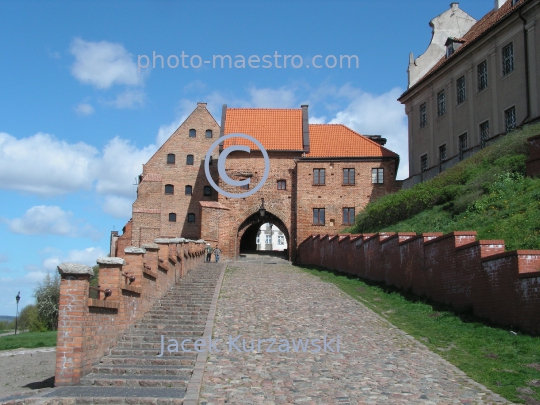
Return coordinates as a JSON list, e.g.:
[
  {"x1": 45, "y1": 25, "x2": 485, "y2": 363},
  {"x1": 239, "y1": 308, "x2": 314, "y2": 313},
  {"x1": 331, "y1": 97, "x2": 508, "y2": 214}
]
[{"x1": 237, "y1": 211, "x2": 290, "y2": 260}]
